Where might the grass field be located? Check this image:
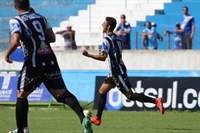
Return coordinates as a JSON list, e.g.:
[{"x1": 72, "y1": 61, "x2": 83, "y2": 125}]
[{"x1": 0, "y1": 104, "x2": 199, "y2": 133}]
